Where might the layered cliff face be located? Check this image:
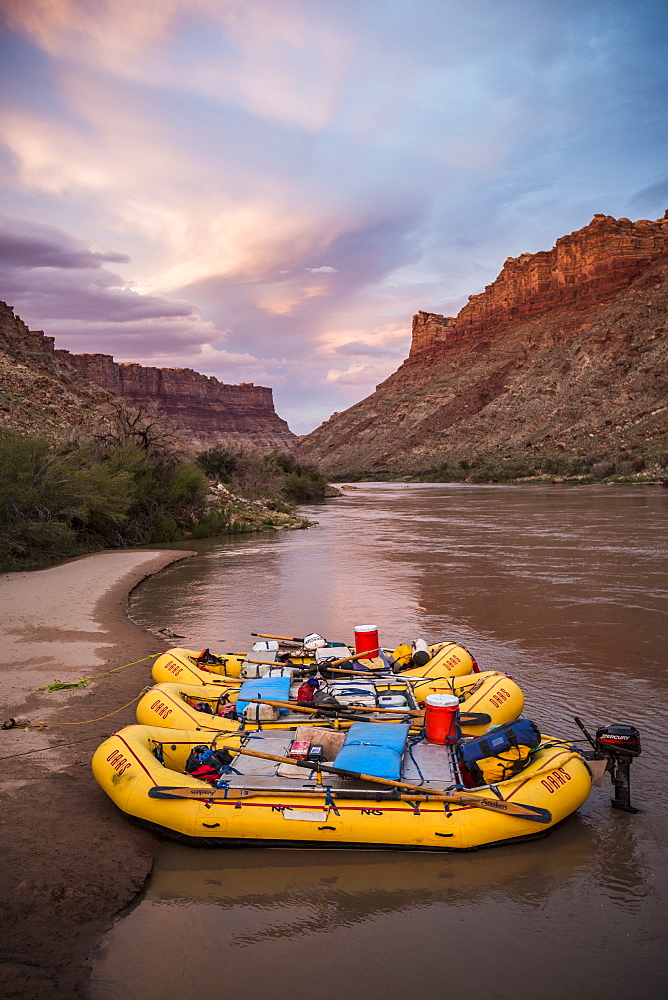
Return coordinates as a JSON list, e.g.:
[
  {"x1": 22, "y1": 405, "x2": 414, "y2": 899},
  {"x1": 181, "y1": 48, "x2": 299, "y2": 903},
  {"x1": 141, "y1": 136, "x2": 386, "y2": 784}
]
[
  {"x1": 0, "y1": 303, "x2": 116, "y2": 436},
  {"x1": 297, "y1": 212, "x2": 668, "y2": 476},
  {"x1": 0, "y1": 302, "x2": 296, "y2": 452},
  {"x1": 57, "y1": 351, "x2": 296, "y2": 452}
]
